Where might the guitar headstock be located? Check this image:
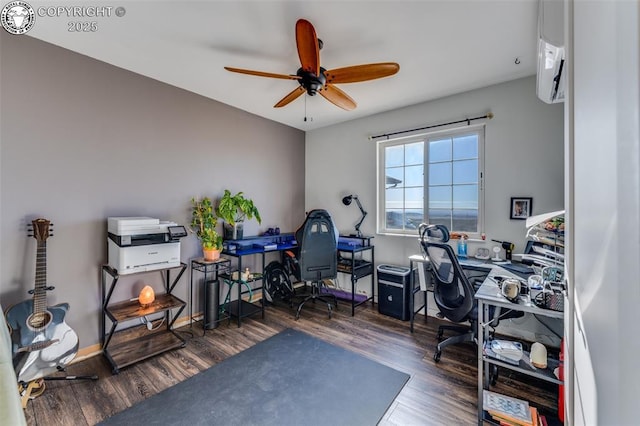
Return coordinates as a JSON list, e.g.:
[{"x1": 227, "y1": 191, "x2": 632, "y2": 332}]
[{"x1": 28, "y1": 218, "x2": 53, "y2": 242}]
